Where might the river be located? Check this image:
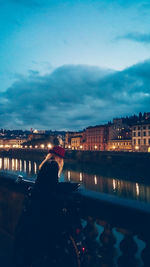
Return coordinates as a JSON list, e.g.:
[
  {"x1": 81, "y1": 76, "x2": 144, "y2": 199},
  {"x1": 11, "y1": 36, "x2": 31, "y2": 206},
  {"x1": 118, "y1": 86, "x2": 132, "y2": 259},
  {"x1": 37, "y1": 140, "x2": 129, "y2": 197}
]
[{"x1": 0, "y1": 156, "x2": 150, "y2": 204}]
